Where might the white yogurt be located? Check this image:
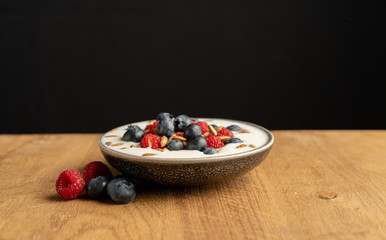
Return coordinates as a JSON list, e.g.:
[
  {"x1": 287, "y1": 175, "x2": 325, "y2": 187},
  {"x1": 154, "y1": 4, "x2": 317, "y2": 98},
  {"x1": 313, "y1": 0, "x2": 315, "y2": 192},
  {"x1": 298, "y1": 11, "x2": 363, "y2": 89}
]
[{"x1": 100, "y1": 118, "x2": 270, "y2": 159}]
